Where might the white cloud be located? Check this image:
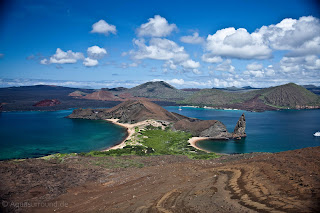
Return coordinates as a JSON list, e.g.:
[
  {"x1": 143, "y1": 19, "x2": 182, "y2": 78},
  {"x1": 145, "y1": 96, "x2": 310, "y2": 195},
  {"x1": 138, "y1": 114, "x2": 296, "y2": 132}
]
[
  {"x1": 280, "y1": 55, "x2": 320, "y2": 73},
  {"x1": 180, "y1": 32, "x2": 205, "y2": 44},
  {"x1": 83, "y1": 57, "x2": 98, "y2": 67},
  {"x1": 205, "y1": 27, "x2": 272, "y2": 59},
  {"x1": 130, "y1": 38, "x2": 201, "y2": 74},
  {"x1": 131, "y1": 38, "x2": 188, "y2": 61},
  {"x1": 40, "y1": 58, "x2": 48, "y2": 65},
  {"x1": 137, "y1": 15, "x2": 177, "y2": 37},
  {"x1": 246, "y1": 62, "x2": 263, "y2": 71},
  {"x1": 43, "y1": 48, "x2": 84, "y2": 64},
  {"x1": 201, "y1": 54, "x2": 223, "y2": 63},
  {"x1": 91, "y1": 20, "x2": 117, "y2": 35},
  {"x1": 87, "y1": 46, "x2": 107, "y2": 59},
  {"x1": 181, "y1": 59, "x2": 200, "y2": 69},
  {"x1": 257, "y1": 16, "x2": 320, "y2": 56},
  {"x1": 243, "y1": 70, "x2": 264, "y2": 78},
  {"x1": 215, "y1": 59, "x2": 235, "y2": 72}
]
